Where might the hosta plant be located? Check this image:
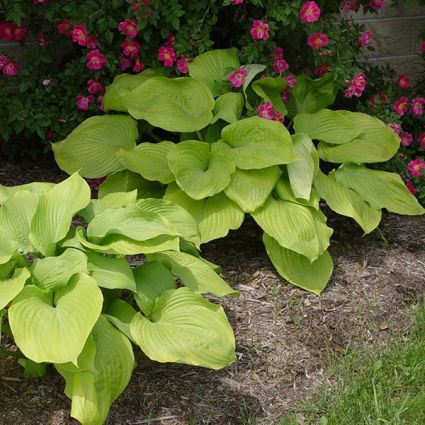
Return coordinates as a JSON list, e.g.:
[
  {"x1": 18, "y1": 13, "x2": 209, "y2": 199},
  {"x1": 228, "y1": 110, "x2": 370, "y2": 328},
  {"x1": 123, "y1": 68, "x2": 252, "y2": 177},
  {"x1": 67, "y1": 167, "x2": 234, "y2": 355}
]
[
  {"x1": 54, "y1": 48, "x2": 425, "y2": 296},
  {"x1": 0, "y1": 173, "x2": 237, "y2": 425}
]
